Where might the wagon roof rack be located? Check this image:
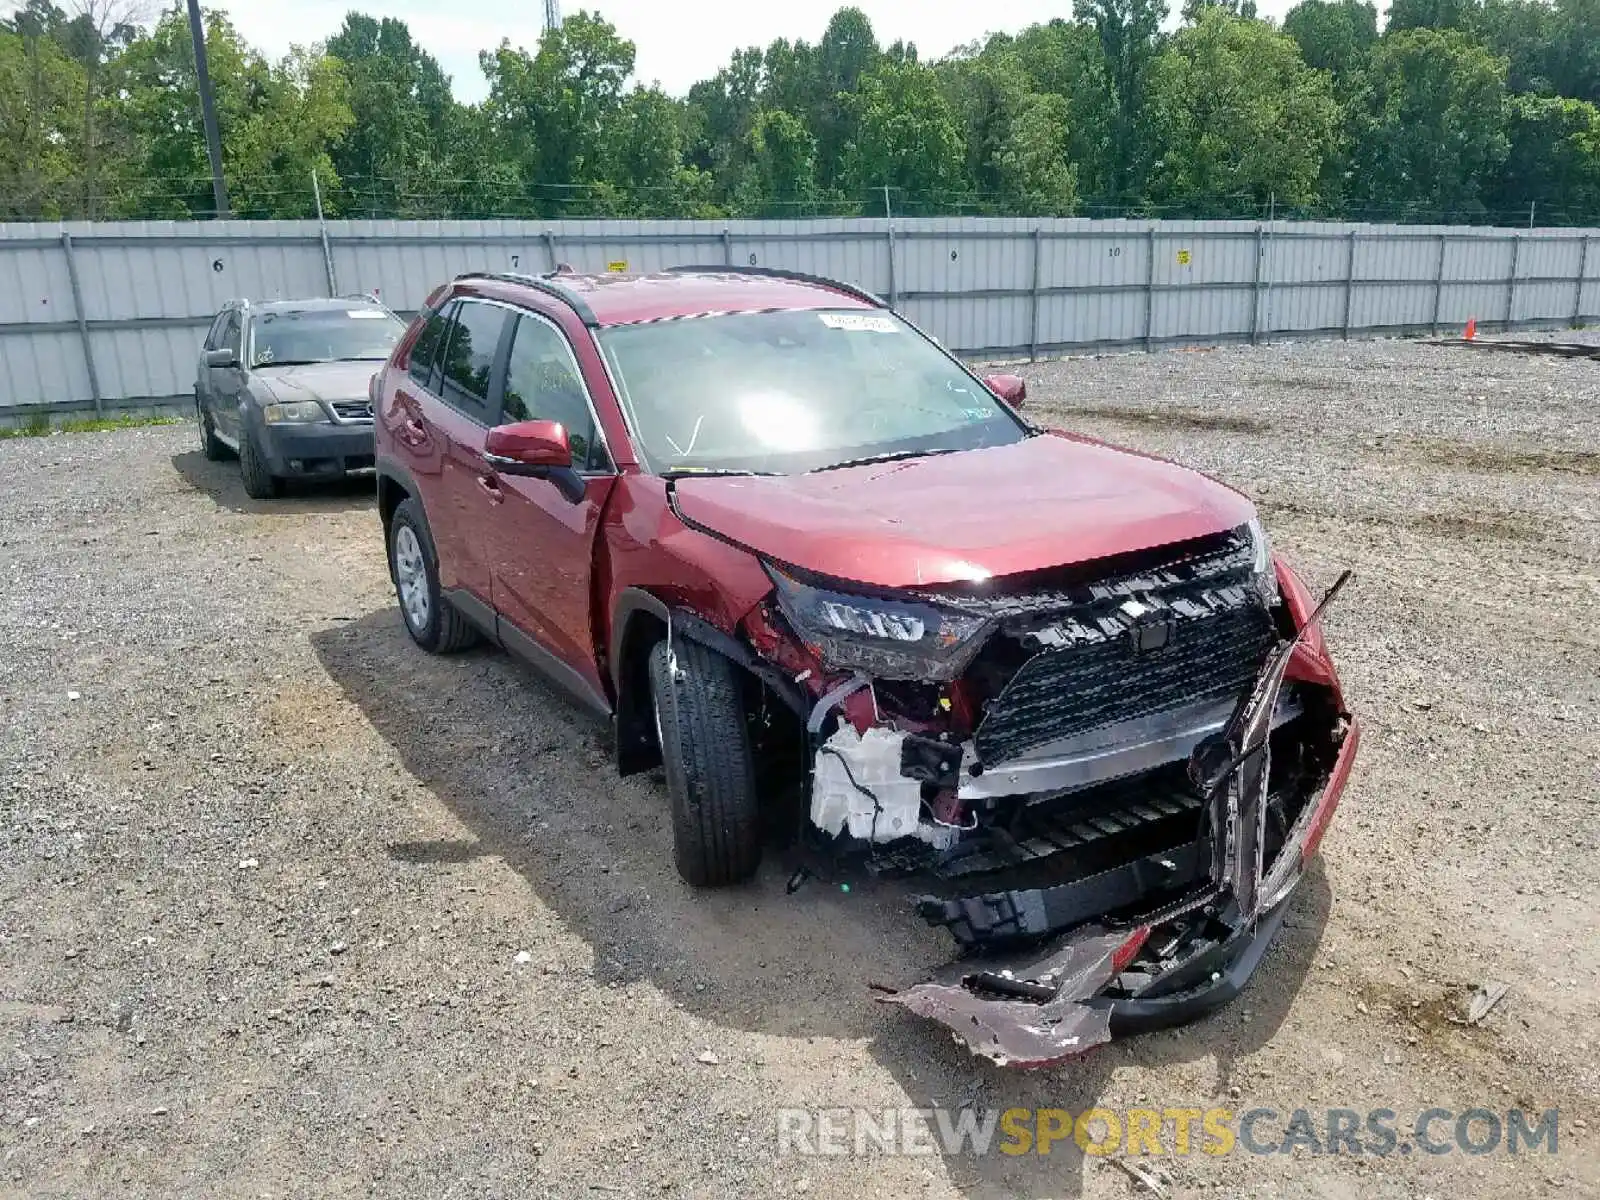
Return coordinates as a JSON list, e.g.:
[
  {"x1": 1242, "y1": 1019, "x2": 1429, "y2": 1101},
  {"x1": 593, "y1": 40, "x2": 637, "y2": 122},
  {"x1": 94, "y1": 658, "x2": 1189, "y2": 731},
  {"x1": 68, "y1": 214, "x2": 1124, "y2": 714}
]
[
  {"x1": 664, "y1": 264, "x2": 886, "y2": 309},
  {"x1": 453, "y1": 270, "x2": 599, "y2": 326}
]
